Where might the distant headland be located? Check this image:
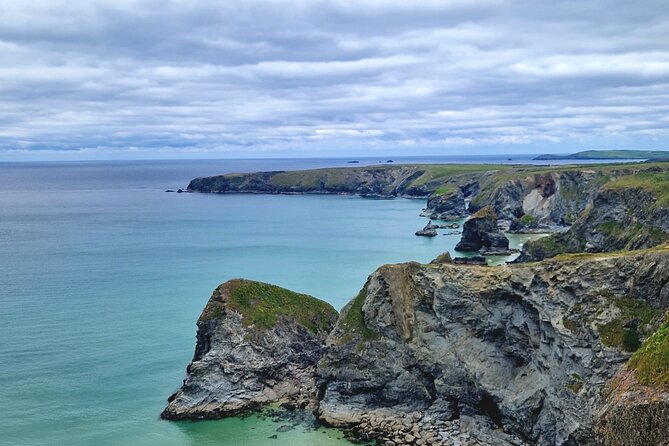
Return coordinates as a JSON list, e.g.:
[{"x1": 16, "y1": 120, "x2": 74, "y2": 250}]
[{"x1": 534, "y1": 149, "x2": 669, "y2": 160}]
